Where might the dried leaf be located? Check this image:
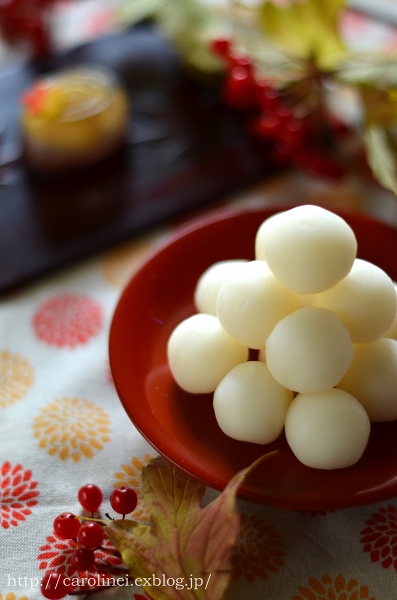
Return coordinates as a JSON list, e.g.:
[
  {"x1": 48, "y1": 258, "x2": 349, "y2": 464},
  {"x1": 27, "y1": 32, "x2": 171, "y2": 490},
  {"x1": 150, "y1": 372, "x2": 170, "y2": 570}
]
[
  {"x1": 105, "y1": 456, "x2": 267, "y2": 600},
  {"x1": 259, "y1": 0, "x2": 347, "y2": 70},
  {"x1": 359, "y1": 83, "x2": 397, "y2": 126},
  {"x1": 364, "y1": 125, "x2": 397, "y2": 196},
  {"x1": 337, "y1": 52, "x2": 397, "y2": 88}
]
